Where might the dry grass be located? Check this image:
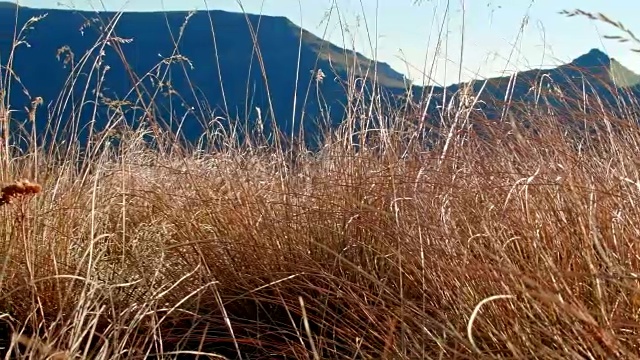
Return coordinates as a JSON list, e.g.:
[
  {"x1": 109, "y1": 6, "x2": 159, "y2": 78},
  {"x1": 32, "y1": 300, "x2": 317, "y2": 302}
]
[
  {"x1": 0, "y1": 96, "x2": 640, "y2": 359},
  {"x1": 0, "y1": 179, "x2": 41, "y2": 205},
  {"x1": 2, "y1": 2, "x2": 640, "y2": 359}
]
